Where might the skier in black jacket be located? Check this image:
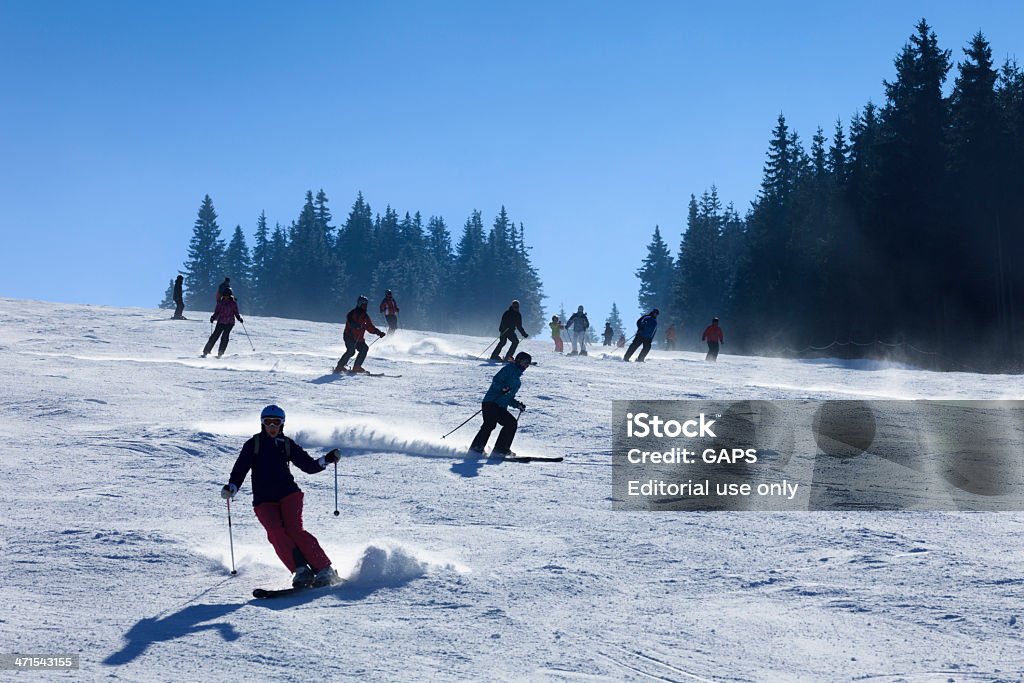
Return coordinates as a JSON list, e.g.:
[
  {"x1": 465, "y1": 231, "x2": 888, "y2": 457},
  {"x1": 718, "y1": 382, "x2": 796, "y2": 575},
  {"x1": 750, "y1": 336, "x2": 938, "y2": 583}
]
[
  {"x1": 491, "y1": 299, "x2": 529, "y2": 361},
  {"x1": 221, "y1": 404, "x2": 342, "y2": 588}
]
